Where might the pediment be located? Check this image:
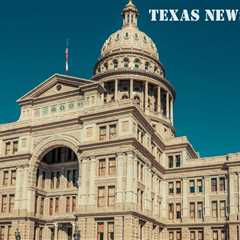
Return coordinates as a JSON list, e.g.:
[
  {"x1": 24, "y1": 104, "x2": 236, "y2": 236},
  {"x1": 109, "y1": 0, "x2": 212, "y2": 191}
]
[{"x1": 18, "y1": 73, "x2": 92, "y2": 104}]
